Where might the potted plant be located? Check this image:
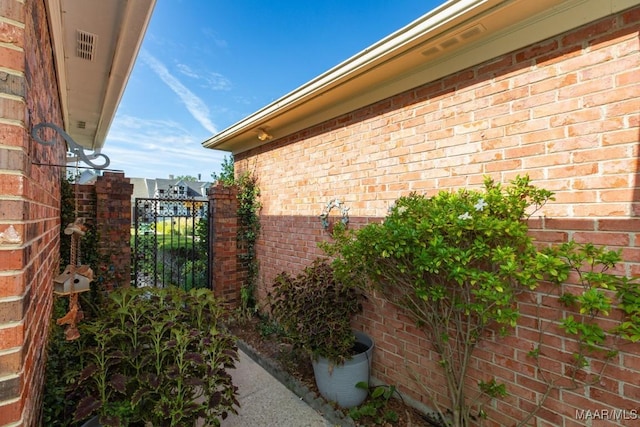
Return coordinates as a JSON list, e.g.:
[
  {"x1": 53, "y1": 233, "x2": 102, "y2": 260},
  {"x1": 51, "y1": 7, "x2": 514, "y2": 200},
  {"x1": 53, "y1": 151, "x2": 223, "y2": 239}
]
[
  {"x1": 270, "y1": 258, "x2": 373, "y2": 408},
  {"x1": 72, "y1": 286, "x2": 239, "y2": 427}
]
